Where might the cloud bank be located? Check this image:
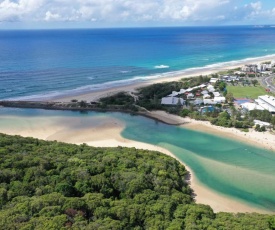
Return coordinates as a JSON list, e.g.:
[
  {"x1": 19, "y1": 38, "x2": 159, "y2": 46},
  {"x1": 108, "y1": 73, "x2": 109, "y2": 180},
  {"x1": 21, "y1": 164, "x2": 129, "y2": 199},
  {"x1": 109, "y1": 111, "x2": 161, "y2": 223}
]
[{"x1": 0, "y1": 0, "x2": 274, "y2": 26}]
